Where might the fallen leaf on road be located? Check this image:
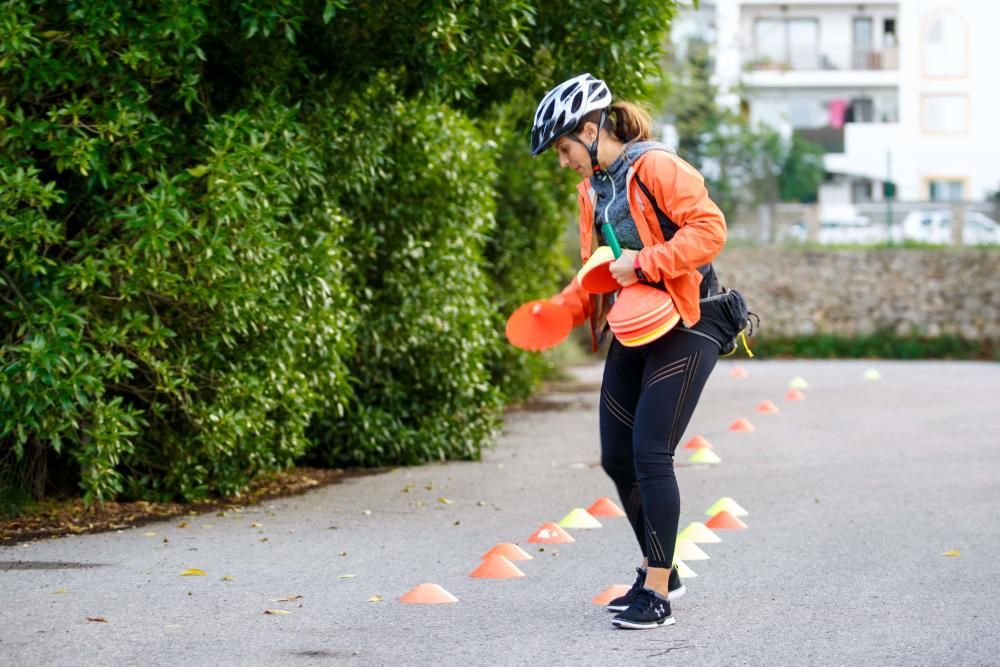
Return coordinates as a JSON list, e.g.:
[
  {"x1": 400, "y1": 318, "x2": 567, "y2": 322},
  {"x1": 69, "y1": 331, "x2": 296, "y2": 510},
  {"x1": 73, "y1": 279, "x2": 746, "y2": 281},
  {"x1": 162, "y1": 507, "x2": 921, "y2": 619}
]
[
  {"x1": 943, "y1": 550, "x2": 961, "y2": 557},
  {"x1": 165, "y1": 624, "x2": 181, "y2": 629},
  {"x1": 176, "y1": 521, "x2": 188, "y2": 528},
  {"x1": 338, "y1": 574, "x2": 355, "y2": 579},
  {"x1": 221, "y1": 575, "x2": 235, "y2": 581},
  {"x1": 367, "y1": 595, "x2": 383, "y2": 602},
  {"x1": 86, "y1": 616, "x2": 107, "y2": 623},
  {"x1": 438, "y1": 497, "x2": 452, "y2": 505},
  {"x1": 362, "y1": 510, "x2": 372, "y2": 516},
  {"x1": 272, "y1": 595, "x2": 303, "y2": 602},
  {"x1": 51, "y1": 588, "x2": 68, "y2": 594},
  {"x1": 180, "y1": 568, "x2": 208, "y2": 576},
  {"x1": 338, "y1": 551, "x2": 347, "y2": 557},
  {"x1": 264, "y1": 609, "x2": 291, "y2": 615},
  {"x1": 143, "y1": 532, "x2": 157, "y2": 537},
  {"x1": 258, "y1": 537, "x2": 269, "y2": 542},
  {"x1": 250, "y1": 522, "x2": 262, "y2": 528}
]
